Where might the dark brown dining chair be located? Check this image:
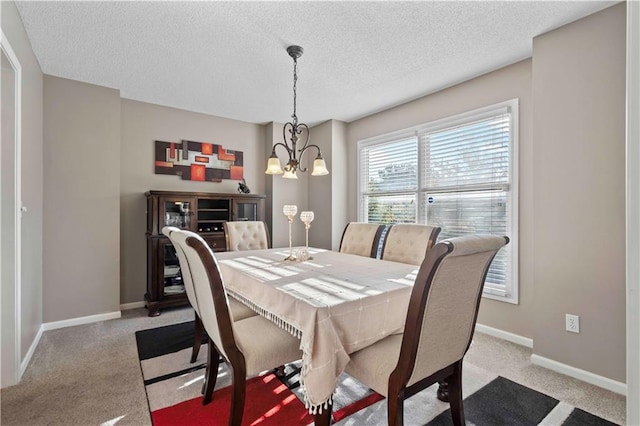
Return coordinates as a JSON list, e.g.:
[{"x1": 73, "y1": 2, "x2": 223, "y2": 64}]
[
  {"x1": 343, "y1": 234, "x2": 509, "y2": 426},
  {"x1": 223, "y1": 221, "x2": 270, "y2": 251},
  {"x1": 163, "y1": 227, "x2": 256, "y2": 364},
  {"x1": 172, "y1": 229, "x2": 302, "y2": 424},
  {"x1": 380, "y1": 224, "x2": 441, "y2": 265},
  {"x1": 338, "y1": 222, "x2": 385, "y2": 258}
]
